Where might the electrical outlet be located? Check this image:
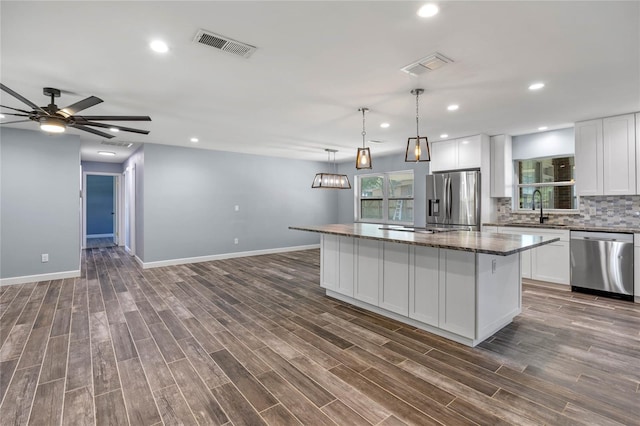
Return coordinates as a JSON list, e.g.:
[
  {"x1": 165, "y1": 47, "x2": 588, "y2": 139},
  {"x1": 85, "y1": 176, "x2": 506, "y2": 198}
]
[
  {"x1": 234, "y1": 238, "x2": 239, "y2": 245},
  {"x1": 41, "y1": 253, "x2": 49, "y2": 263}
]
